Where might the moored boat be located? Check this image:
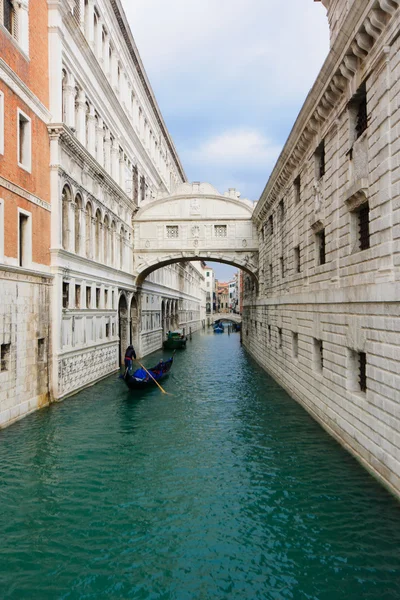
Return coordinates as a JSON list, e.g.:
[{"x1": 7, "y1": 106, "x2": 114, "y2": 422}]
[
  {"x1": 213, "y1": 324, "x2": 224, "y2": 334},
  {"x1": 163, "y1": 330, "x2": 187, "y2": 349},
  {"x1": 123, "y1": 355, "x2": 174, "y2": 390}
]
